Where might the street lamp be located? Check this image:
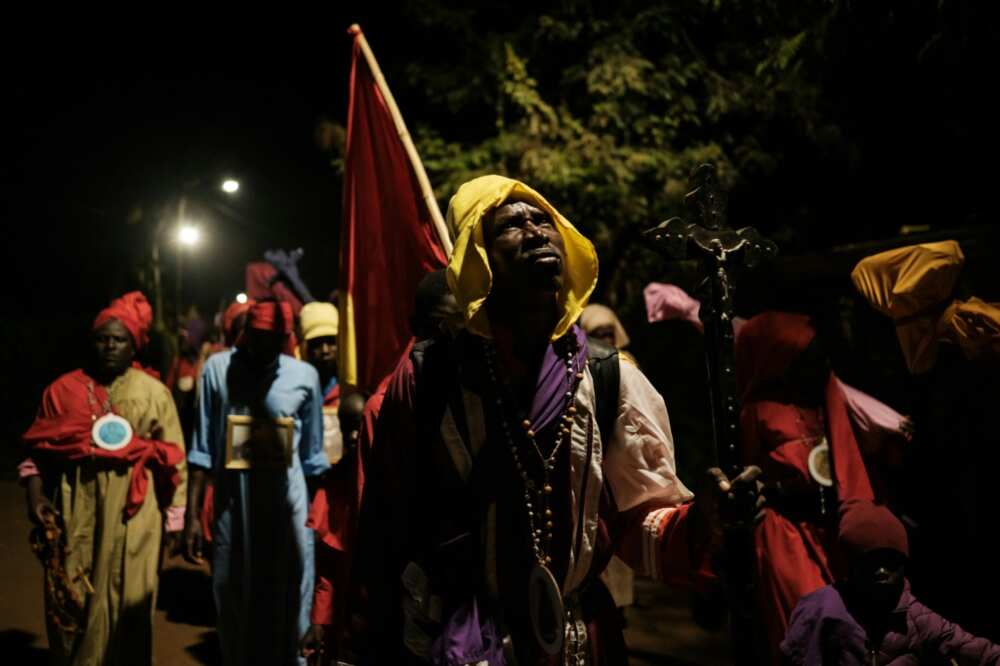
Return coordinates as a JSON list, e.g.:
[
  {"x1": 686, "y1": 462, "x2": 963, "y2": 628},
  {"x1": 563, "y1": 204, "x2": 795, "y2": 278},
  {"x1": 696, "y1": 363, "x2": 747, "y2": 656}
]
[
  {"x1": 174, "y1": 220, "x2": 203, "y2": 320},
  {"x1": 177, "y1": 224, "x2": 201, "y2": 246},
  {"x1": 152, "y1": 176, "x2": 241, "y2": 327}
]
